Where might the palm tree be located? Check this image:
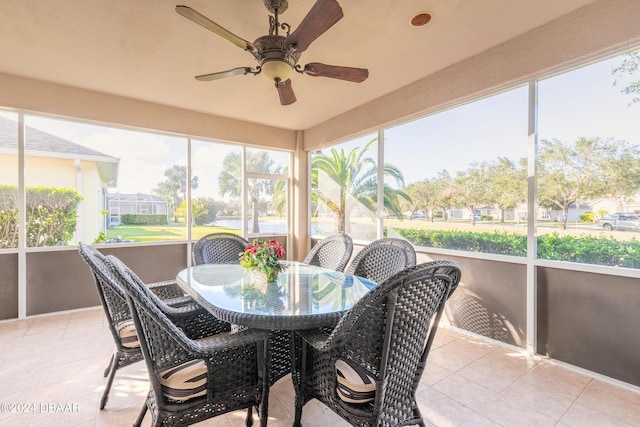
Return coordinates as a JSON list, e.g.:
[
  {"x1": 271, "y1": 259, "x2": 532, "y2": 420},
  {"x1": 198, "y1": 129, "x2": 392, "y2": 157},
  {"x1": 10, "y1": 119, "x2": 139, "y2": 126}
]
[
  {"x1": 311, "y1": 138, "x2": 410, "y2": 233},
  {"x1": 154, "y1": 165, "x2": 198, "y2": 222},
  {"x1": 218, "y1": 151, "x2": 283, "y2": 233}
]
